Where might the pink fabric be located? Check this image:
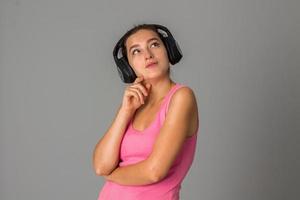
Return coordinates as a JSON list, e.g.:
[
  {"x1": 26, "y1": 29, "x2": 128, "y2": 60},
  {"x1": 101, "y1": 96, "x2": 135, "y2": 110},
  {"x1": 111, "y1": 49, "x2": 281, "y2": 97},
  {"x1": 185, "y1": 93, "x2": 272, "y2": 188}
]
[{"x1": 97, "y1": 83, "x2": 198, "y2": 200}]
